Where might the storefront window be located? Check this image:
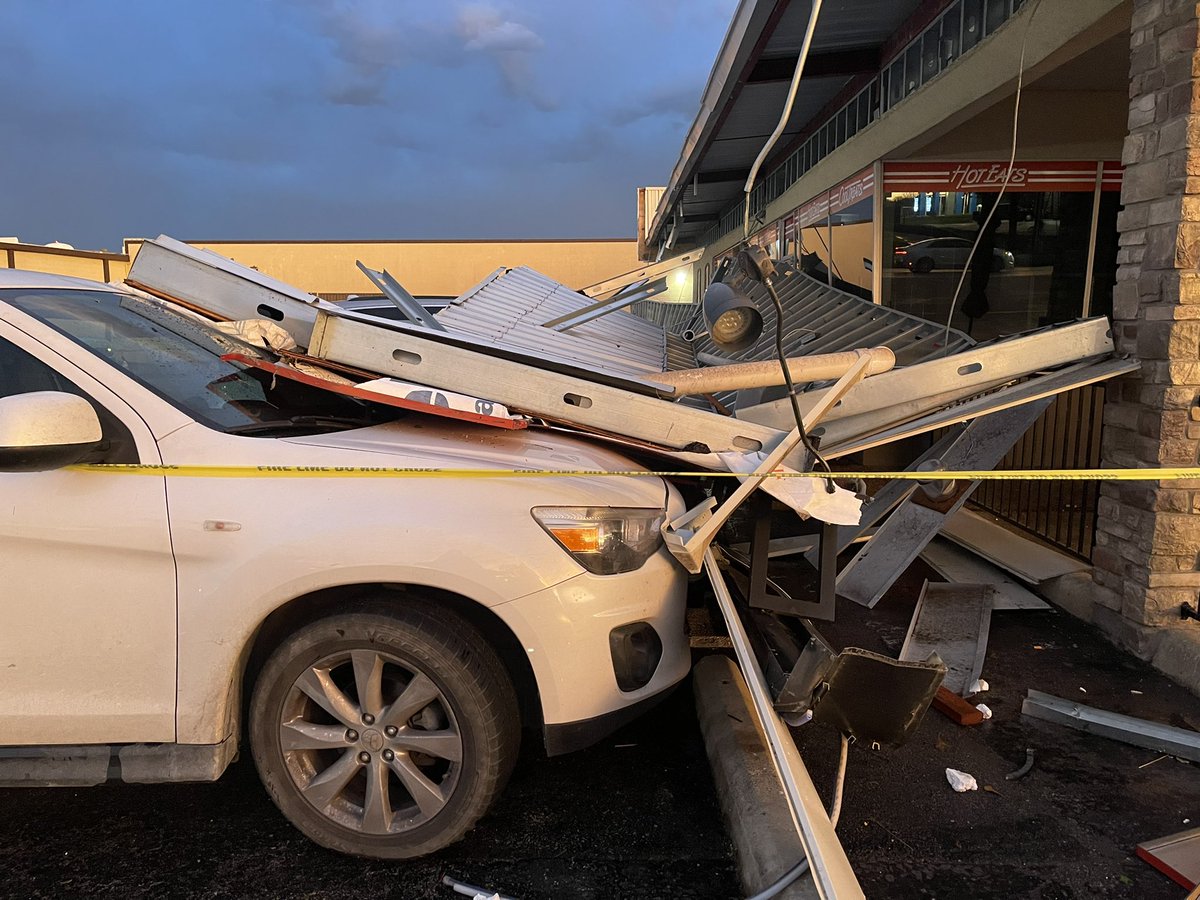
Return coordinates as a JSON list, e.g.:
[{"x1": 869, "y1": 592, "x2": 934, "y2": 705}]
[
  {"x1": 782, "y1": 169, "x2": 875, "y2": 300},
  {"x1": 880, "y1": 162, "x2": 1119, "y2": 340}
]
